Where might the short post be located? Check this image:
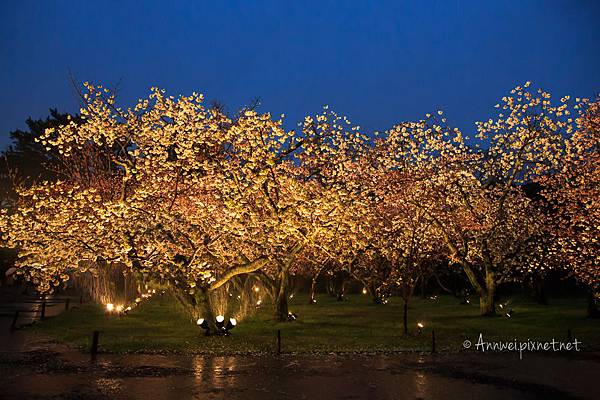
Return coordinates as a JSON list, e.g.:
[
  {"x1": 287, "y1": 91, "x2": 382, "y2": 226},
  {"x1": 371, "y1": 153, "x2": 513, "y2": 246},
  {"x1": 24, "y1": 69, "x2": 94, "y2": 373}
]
[
  {"x1": 80, "y1": 295, "x2": 83, "y2": 304},
  {"x1": 40, "y1": 301, "x2": 46, "y2": 320},
  {"x1": 567, "y1": 329, "x2": 572, "y2": 342},
  {"x1": 277, "y1": 329, "x2": 281, "y2": 355},
  {"x1": 65, "y1": 298, "x2": 70, "y2": 311},
  {"x1": 431, "y1": 329, "x2": 437, "y2": 353},
  {"x1": 11, "y1": 310, "x2": 20, "y2": 330},
  {"x1": 91, "y1": 330, "x2": 99, "y2": 361}
]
